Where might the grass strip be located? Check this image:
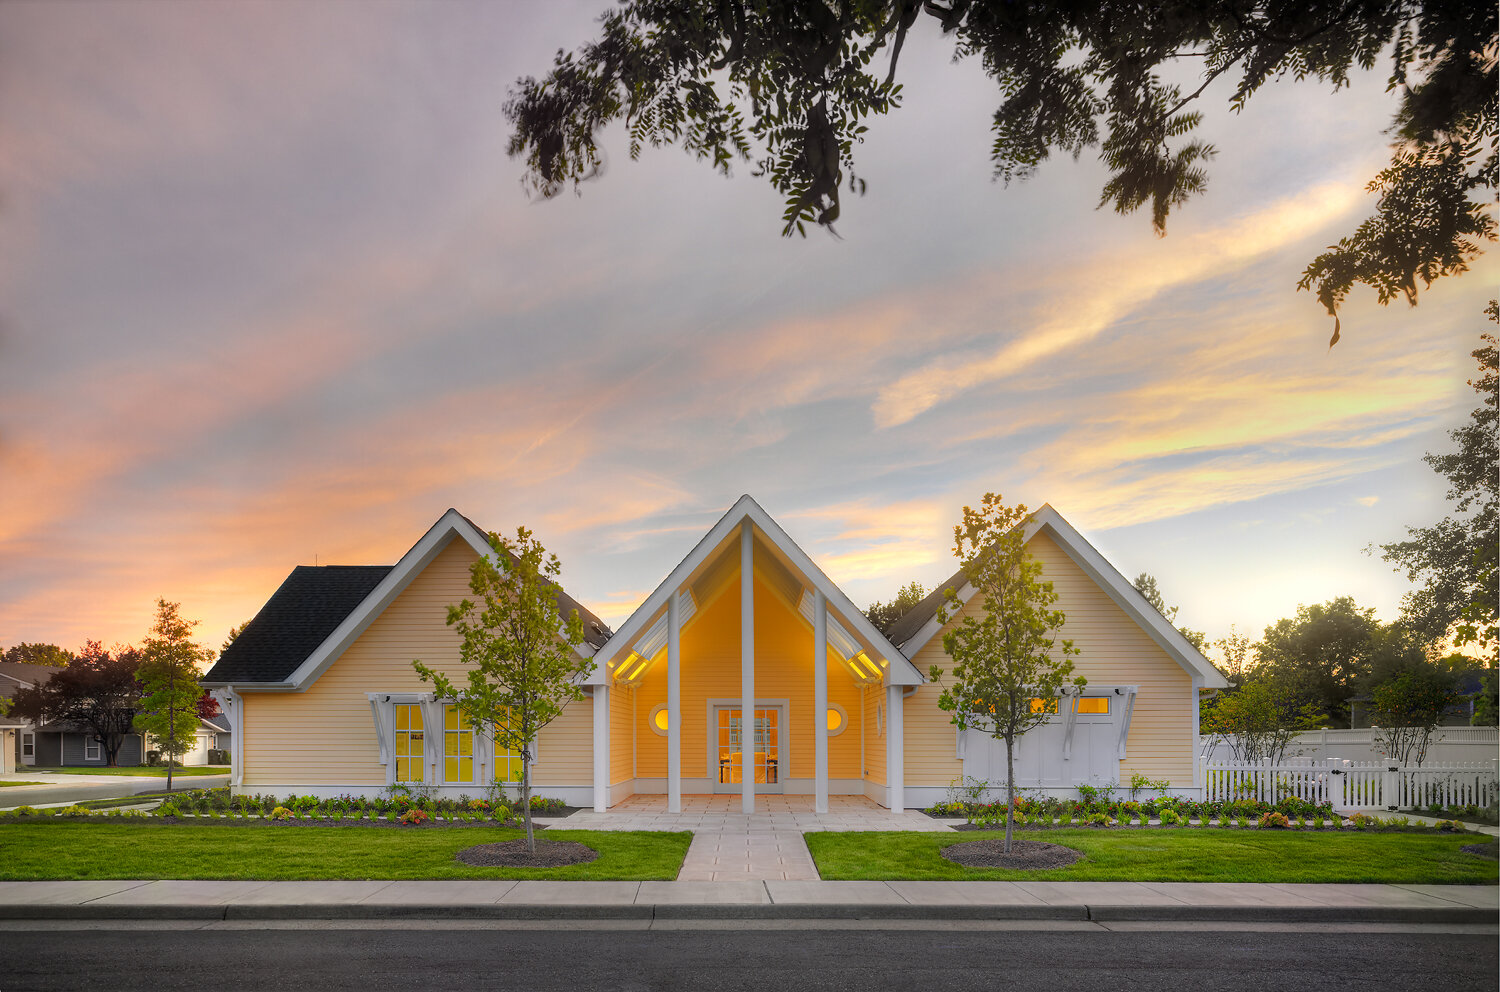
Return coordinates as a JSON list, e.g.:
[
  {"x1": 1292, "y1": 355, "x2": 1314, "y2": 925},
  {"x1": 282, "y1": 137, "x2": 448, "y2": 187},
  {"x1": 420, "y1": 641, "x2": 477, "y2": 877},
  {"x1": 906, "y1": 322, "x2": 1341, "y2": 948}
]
[
  {"x1": 25, "y1": 766, "x2": 231, "y2": 777},
  {"x1": 0, "y1": 822, "x2": 690, "y2": 881},
  {"x1": 0, "y1": 781, "x2": 44, "y2": 788},
  {"x1": 805, "y1": 828, "x2": 1500, "y2": 884}
]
